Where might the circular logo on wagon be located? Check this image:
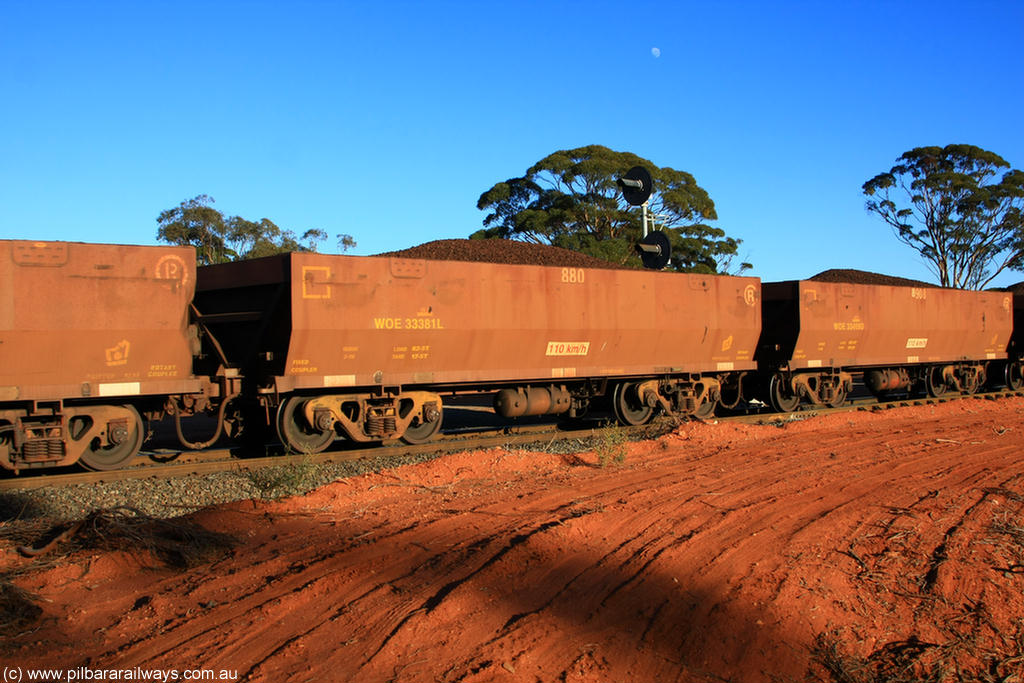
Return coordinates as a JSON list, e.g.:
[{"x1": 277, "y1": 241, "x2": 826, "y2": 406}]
[
  {"x1": 744, "y1": 284, "x2": 758, "y2": 307},
  {"x1": 155, "y1": 254, "x2": 189, "y2": 287}
]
